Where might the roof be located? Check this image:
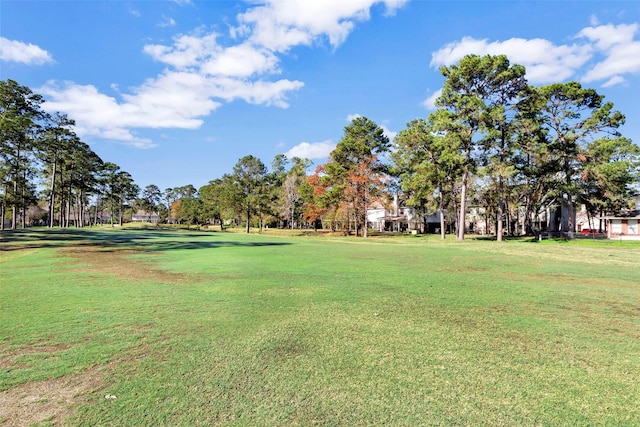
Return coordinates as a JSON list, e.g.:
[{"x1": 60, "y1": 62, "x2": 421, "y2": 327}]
[
  {"x1": 600, "y1": 210, "x2": 640, "y2": 220},
  {"x1": 134, "y1": 210, "x2": 159, "y2": 216}
]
